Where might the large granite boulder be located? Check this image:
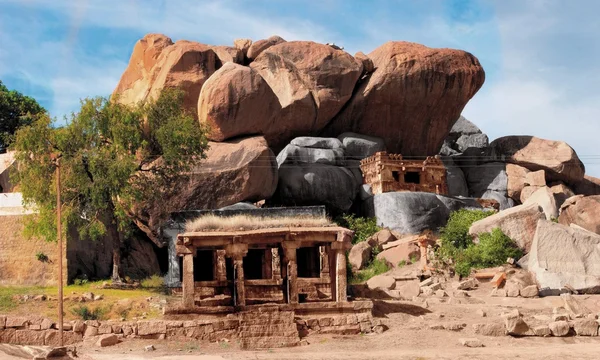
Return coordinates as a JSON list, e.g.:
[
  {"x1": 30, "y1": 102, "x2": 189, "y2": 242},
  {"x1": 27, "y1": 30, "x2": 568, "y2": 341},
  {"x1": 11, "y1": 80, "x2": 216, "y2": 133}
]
[
  {"x1": 364, "y1": 192, "x2": 482, "y2": 235},
  {"x1": 349, "y1": 241, "x2": 372, "y2": 271},
  {"x1": 526, "y1": 220, "x2": 600, "y2": 293},
  {"x1": 463, "y1": 162, "x2": 507, "y2": 197},
  {"x1": 199, "y1": 63, "x2": 281, "y2": 142},
  {"x1": 112, "y1": 34, "x2": 174, "y2": 105},
  {"x1": 486, "y1": 136, "x2": 585, "y2": 185},
  {"x1": 573, "y1": 175, "x2": 600, "y2": 196},
  {"x1": 469, "y1": 203, "x2": 545, "y2": 252},
  {"x1": 250, "y1": 41, "x2": 362, "y2": 148},
  {"x1": 132, "y1": 136, "x2": 278, "y2": 243},
  {"x1": 559, "y1": 195, "x2": 600, "y2": 234},
  {"x1": 246, "y1": 35, "x2": 286, "y2": 61},
  {"x1": 323, "y1": 42, "x2": 485, "y2": 155},
  {"x1": 338, "y1": 132, "x2": 385, "y2": 160},
  {"x1": 113, "y1": 37, "x2": 218, "y2": 118},
  {"x1": 275, "y1": 163, "x2": 356, "y2": 212}
]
